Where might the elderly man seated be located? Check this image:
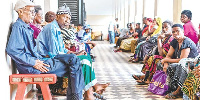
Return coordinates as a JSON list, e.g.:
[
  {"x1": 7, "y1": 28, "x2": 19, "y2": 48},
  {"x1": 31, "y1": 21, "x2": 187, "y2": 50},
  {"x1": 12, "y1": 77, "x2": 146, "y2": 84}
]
[{"x1": 6, "y1": 0, "x2": 85, "y2": 100}]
